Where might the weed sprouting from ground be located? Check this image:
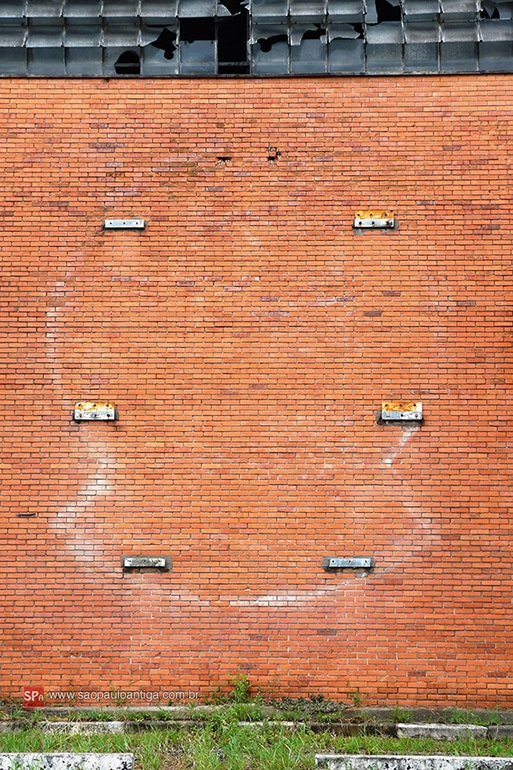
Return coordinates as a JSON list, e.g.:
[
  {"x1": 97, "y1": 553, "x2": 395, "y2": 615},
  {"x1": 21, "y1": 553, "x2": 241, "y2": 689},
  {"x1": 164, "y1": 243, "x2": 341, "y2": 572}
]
[
  {"x1": 206, "y1": 674, "x2": 261, "y2": 708},
  {"x1": 269, "y1": 695, "x2": 350, "y2": 723},
  {"x1": 391, "y1": 706, "x2": 413, "y2": 724}
]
